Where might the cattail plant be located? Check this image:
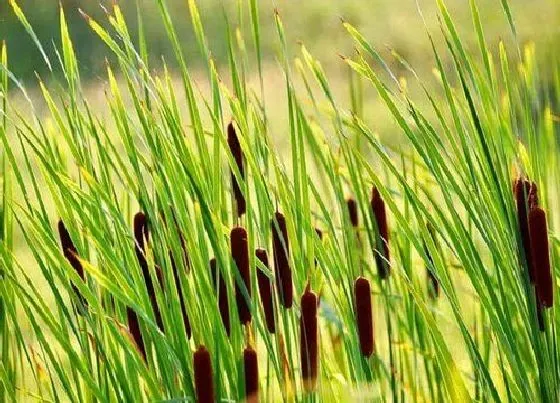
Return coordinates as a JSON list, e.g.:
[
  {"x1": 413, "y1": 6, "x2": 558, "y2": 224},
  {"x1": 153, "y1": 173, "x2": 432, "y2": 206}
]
[
  {"x1": 272, "y1": 212, "x2": 293, "y2": 308},
  {"x1": 300, "y1": 284, "x2": 318, "y2": 391},
  {"x1": 347, "y1": 198, "x2": 359, "y2": 228},
  {"x1": 514, "y1": 178, "x2": 537, "y2": 282},
  {"x1": 228, "y1": 122, "x2": 246, "y2": 217},
  {"x1": 354, "y1": 277, "x2": 374, "y2": 357},
  {"x1": 424, "y1": 222, "x2": 440, "y2": 299},
  {"x1": 243, "y1": 346, "x2": 259, "y2": 403},
  {"x1": 231, "y1": 227, "x2": 251, "y2": 324},
  {"x1": 210, "y1": 258, "x2": 231, "y2": 336},
  {"x1": 193, "y1": 345, "x2": 215, "y2": 403},
  {"x1": 370, "y1": 187, "x2": 390, "y2": 279},
  {"x1": 126, "y1": 307, "x2": 146, "y2": 360},
  {"x1": 529, "y1": 207, "x2": 553, "y2": 308},
  {"x1": 57, "y1": 220, "x2": 87, "y2": 311},
  {"x1": 256, "y1": 249, "x2": 275, "y2": 333},
  {"x1": 133, "y1": 212, "x2": 164, "y2": 330}
]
